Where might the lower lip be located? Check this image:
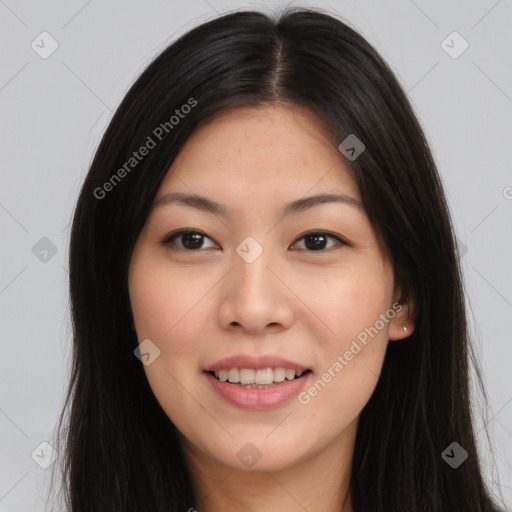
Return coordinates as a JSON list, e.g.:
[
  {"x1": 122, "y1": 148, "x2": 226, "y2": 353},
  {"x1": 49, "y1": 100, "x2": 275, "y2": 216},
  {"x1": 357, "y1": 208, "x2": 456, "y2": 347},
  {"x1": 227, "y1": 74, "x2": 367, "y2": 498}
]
[{"x1": 204, "y1": 371, "x2": 310, "y2": 411}]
